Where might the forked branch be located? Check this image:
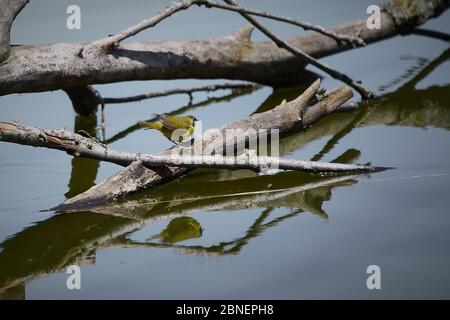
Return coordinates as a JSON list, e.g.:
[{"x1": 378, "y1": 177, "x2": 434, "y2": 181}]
[{"x1": 222, "y1": 0, "x2": 374, "y2": 99}]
